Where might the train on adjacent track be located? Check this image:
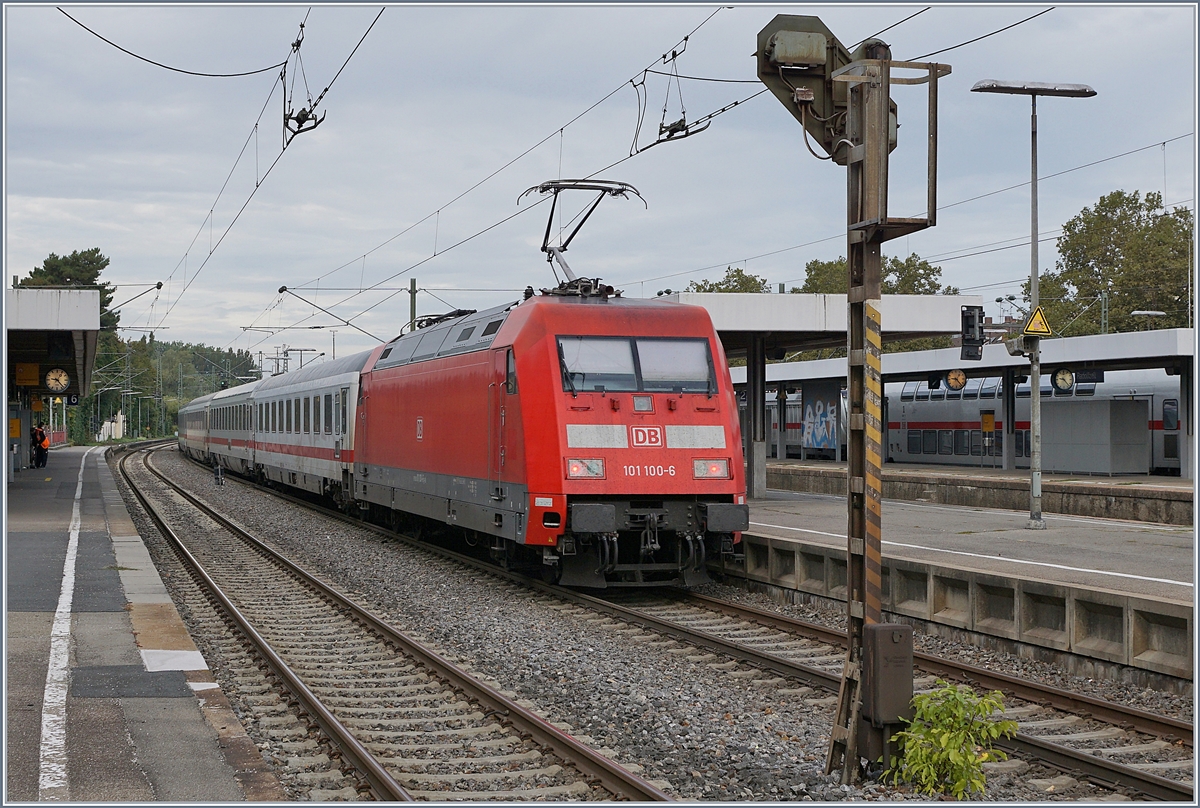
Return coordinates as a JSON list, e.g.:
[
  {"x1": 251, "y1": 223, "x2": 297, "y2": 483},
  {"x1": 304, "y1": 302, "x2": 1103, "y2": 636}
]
[
  {"x1": 179, "y1": 278, "x2": 749, "y2": 588},
  {"x1": 758, "y1": 367, "x2": 1183, "y2": 474}
]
